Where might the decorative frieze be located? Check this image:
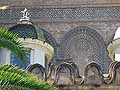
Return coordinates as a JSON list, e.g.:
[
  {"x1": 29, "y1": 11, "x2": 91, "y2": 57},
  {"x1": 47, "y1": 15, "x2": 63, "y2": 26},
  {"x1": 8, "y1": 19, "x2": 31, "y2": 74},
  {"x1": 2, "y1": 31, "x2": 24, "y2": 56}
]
[{"x1": 0, "y1": 6, "x2": 120, "y2": 22}]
